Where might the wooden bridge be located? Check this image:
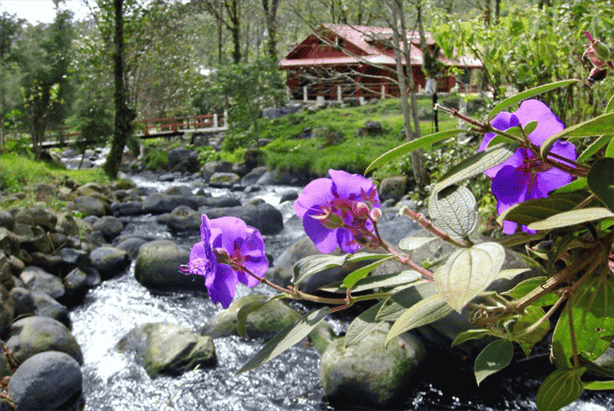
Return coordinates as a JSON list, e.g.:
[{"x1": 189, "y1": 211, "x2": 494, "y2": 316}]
[{"x1": 41, "y1": 112, "x2": 228, "y2": 149}]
